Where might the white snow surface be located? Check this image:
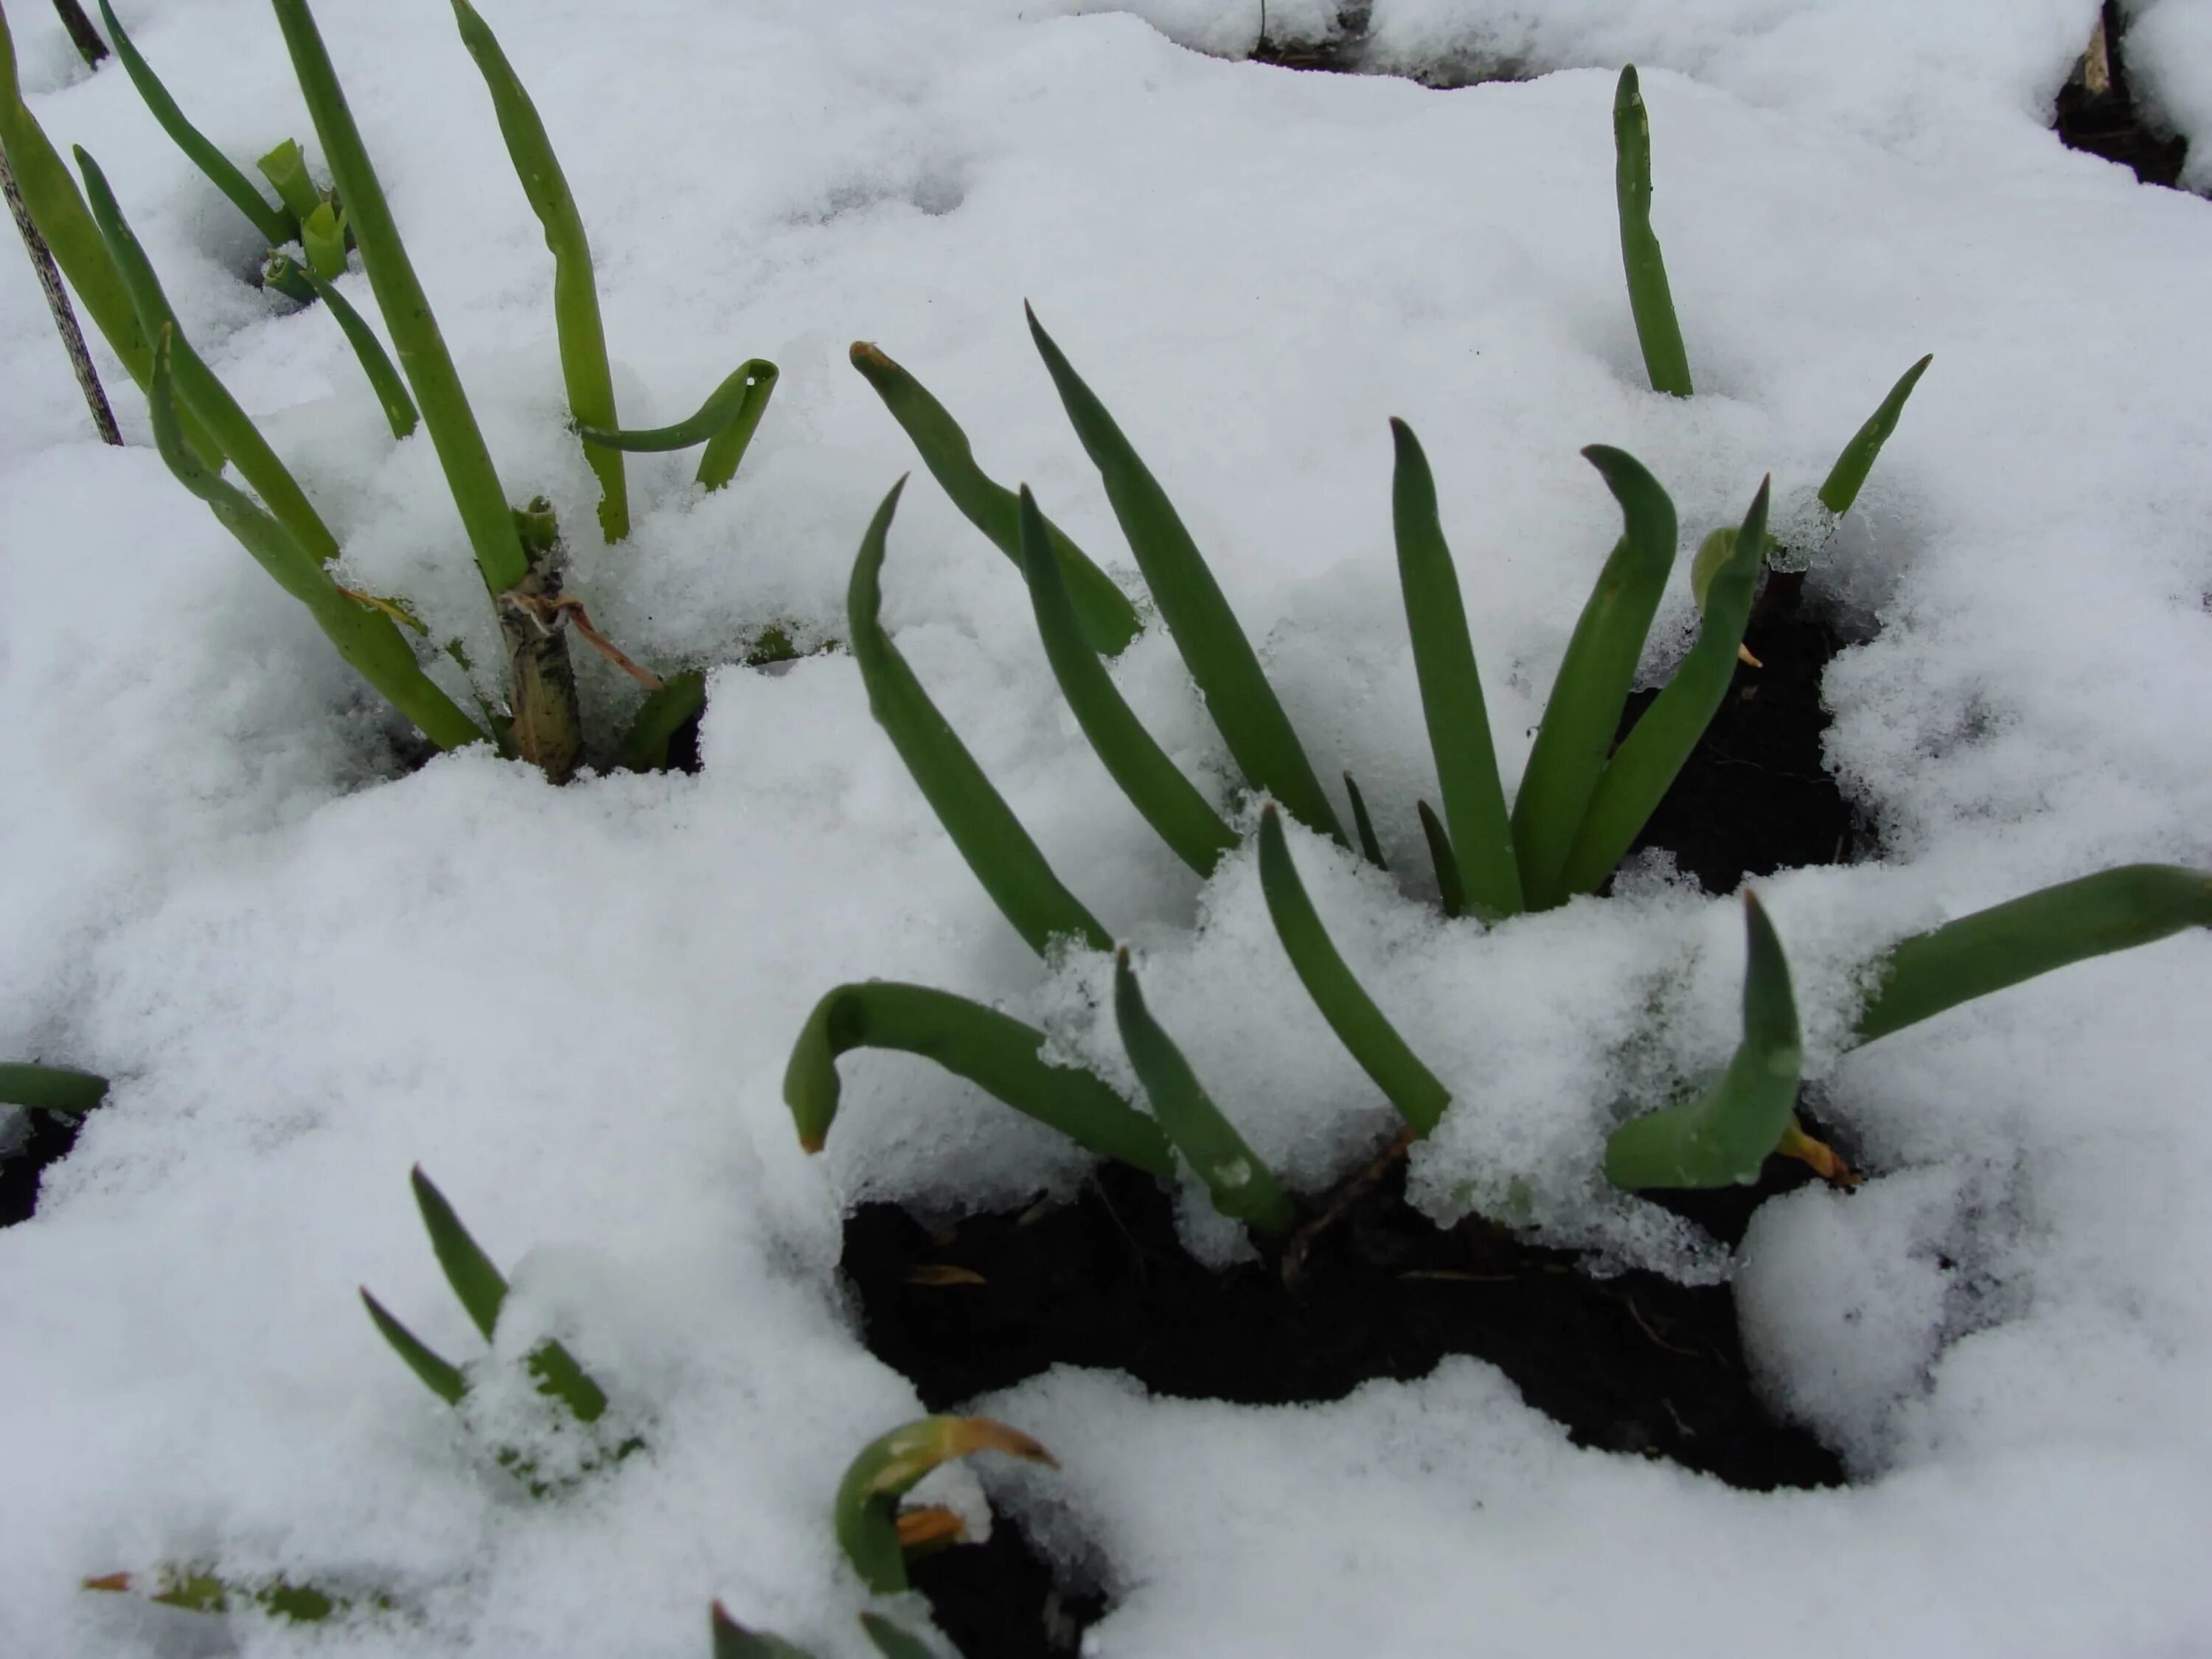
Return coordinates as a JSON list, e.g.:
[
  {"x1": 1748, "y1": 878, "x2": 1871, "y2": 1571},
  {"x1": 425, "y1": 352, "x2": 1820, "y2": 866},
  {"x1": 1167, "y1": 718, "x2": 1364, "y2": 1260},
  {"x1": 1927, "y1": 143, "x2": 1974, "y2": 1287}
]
[{"x1": 2, "y1": 0, "x2": 2210, "y2": 1655}]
